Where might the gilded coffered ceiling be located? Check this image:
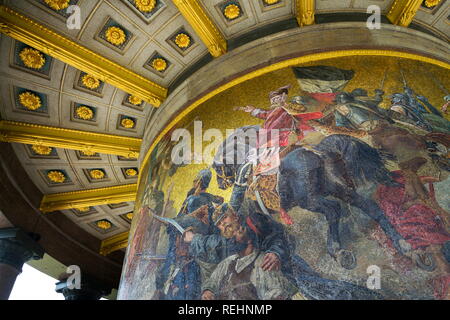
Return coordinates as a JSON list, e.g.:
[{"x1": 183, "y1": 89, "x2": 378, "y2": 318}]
[{"x1": 0, "y1": 0, "x2": 448, "y2": 245}]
